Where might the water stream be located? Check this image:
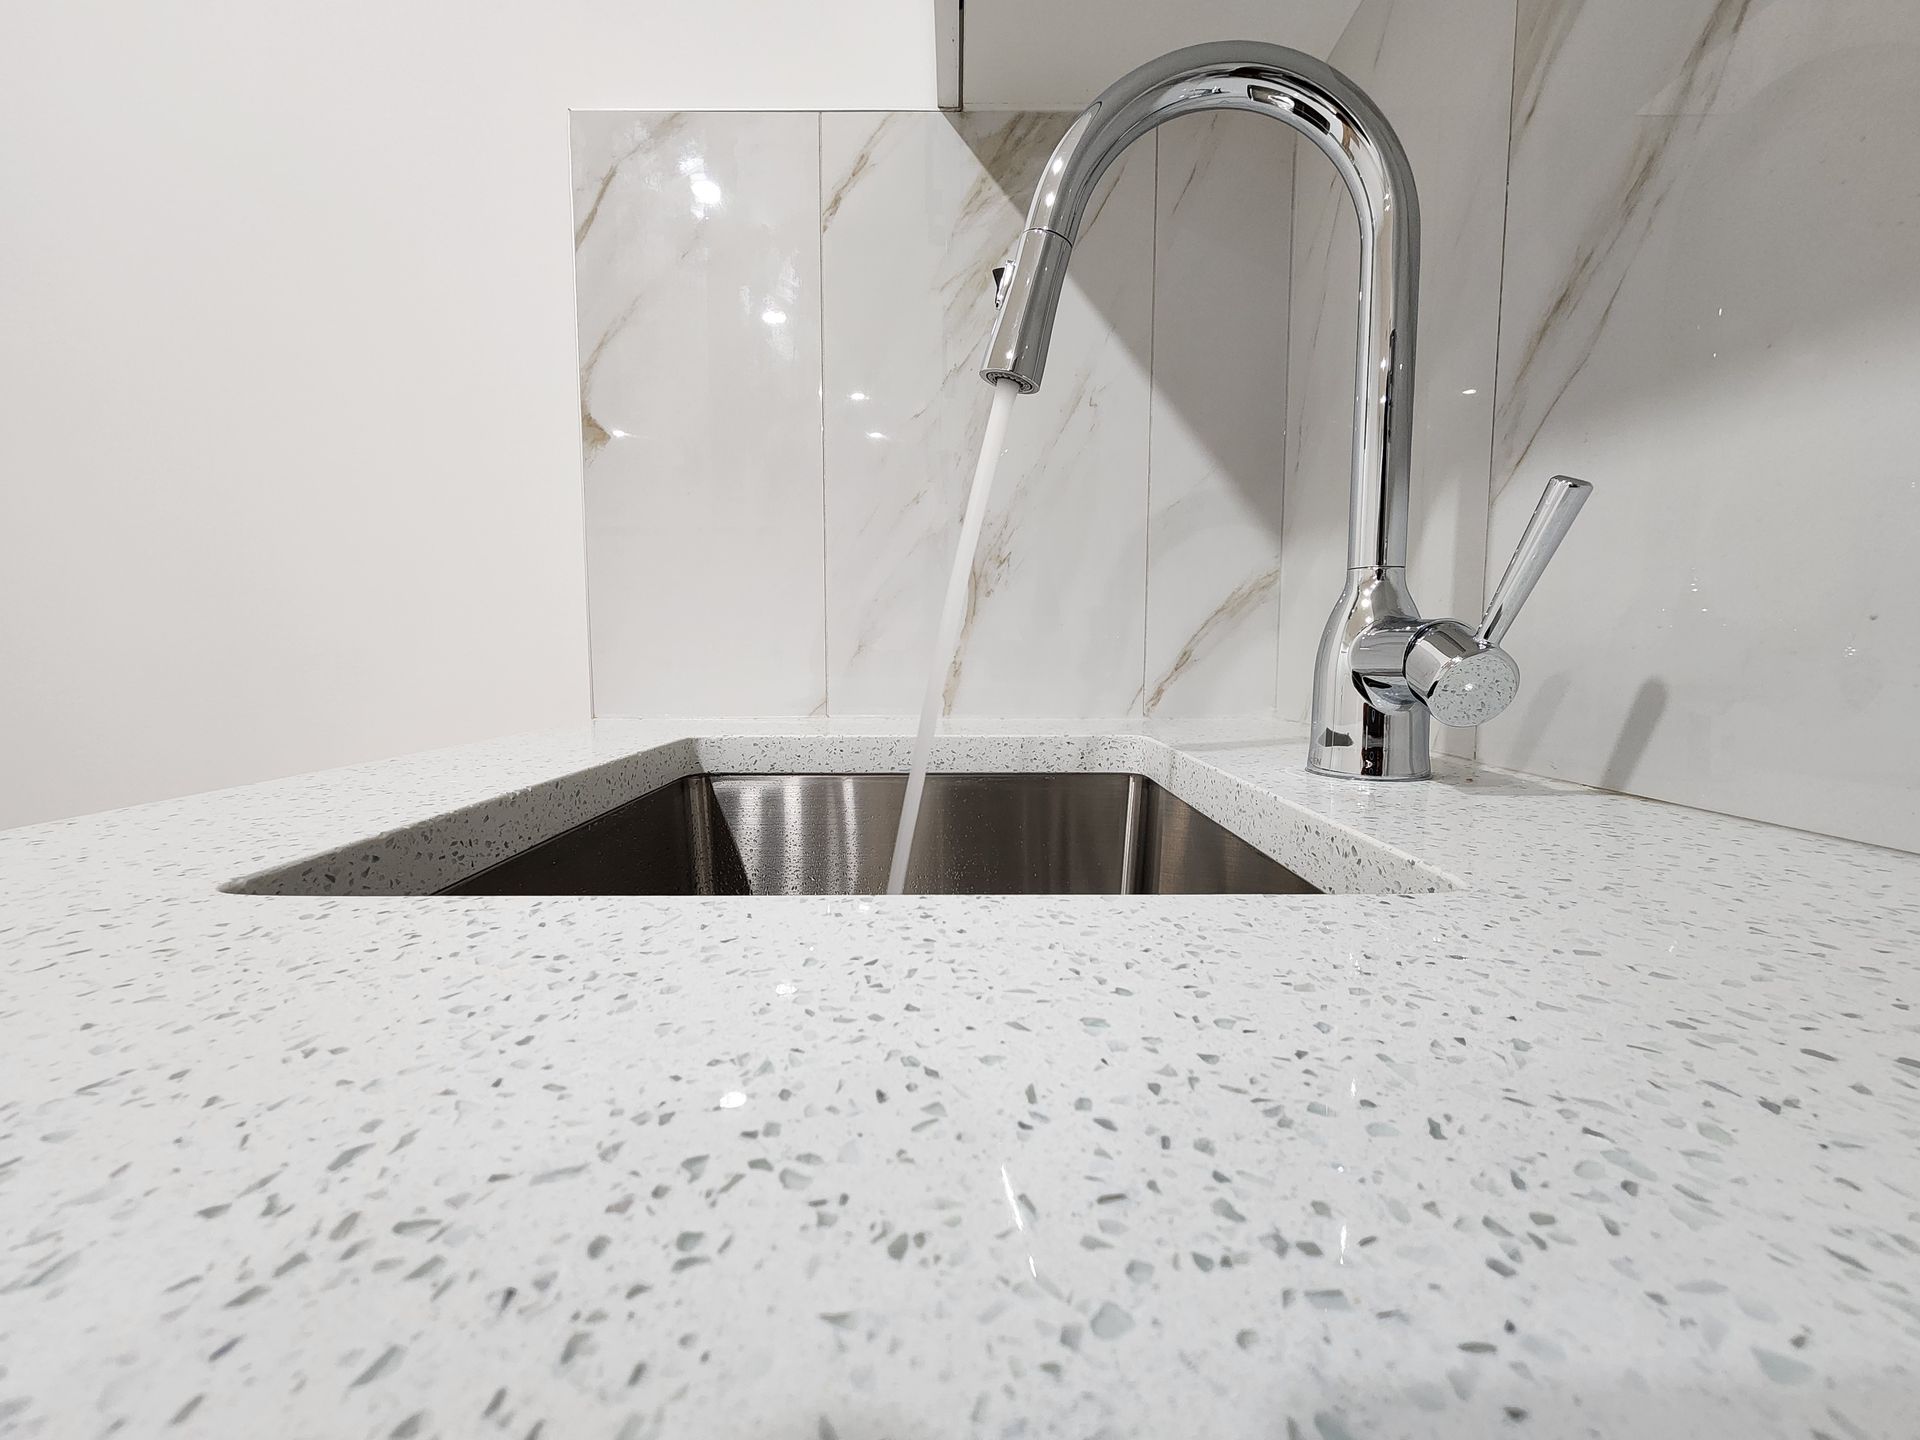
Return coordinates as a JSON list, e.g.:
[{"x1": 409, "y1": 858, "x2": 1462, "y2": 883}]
[{"x1": 885, "y1": 377, "x2": 1022, "y2": 895}]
